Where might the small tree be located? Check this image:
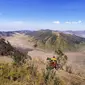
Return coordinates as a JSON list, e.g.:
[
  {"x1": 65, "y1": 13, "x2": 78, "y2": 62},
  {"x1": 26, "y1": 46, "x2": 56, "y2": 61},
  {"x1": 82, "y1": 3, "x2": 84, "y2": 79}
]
[
  {"x1": 55, "y1": 49, "x2": 68, "y2": 70},
  {"x1": 11, "y1": 49, "x2": 29, "y2": 65}
]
